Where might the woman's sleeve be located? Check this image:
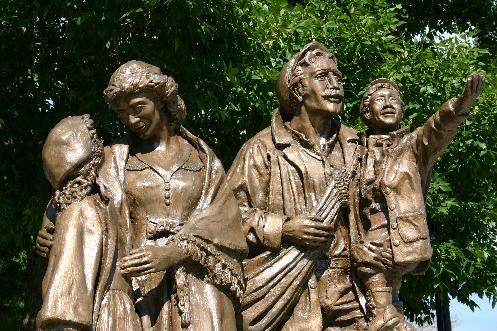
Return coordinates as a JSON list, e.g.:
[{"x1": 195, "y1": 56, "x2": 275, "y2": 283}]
[
  {"x1": 36, "y1": 199, "x2": 103, "y2": 330},
  {"x1": 175, "y1": 141, "x2": 249, "y2": 298}
]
